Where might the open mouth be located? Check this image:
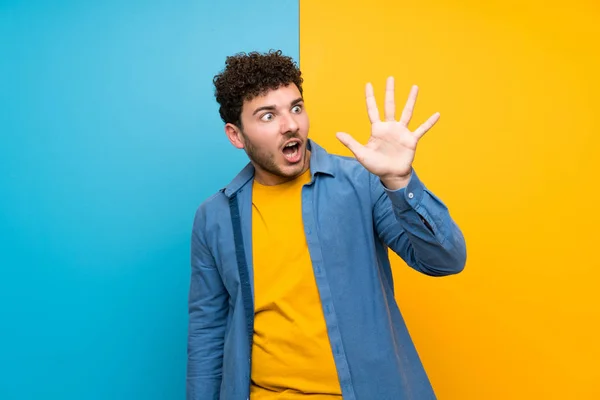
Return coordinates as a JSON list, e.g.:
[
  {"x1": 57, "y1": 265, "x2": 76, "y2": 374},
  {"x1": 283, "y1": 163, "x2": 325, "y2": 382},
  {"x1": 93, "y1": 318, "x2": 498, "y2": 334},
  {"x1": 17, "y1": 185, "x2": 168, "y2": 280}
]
[{"x1": 282, "y1": 140, "x2": 302, "y2": 163}]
